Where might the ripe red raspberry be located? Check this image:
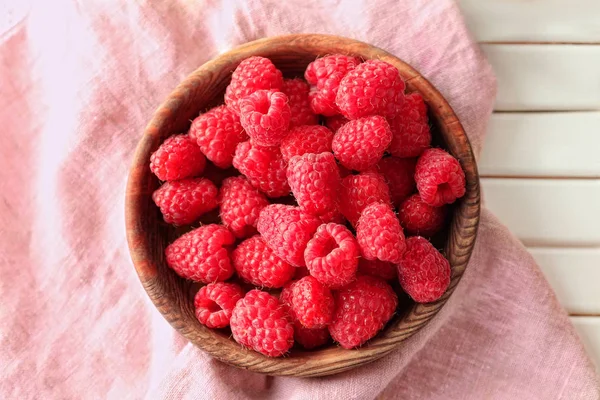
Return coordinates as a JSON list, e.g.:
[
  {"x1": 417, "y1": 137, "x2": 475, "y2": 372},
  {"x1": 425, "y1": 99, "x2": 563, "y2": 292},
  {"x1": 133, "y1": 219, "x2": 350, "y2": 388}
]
[
  {"x1": 194, "y1": 282, "x2": 244, "y2": 328},
  {"x1": 232, "y1": 140, "x2": 290, "y2": 198},
  {"x1": 415, "y1": 148, "x2": 466, "y2": 206},
  {"x1": 388, "y1": 92, "x2": 431, "y2": 158},
  {"x1": 283, "y1": 276, "x2": 335, "y2": 328},
  {"x1": 150, "y1": 134, "x2": 206, "y2": 181},
  {"x1": 339, "y1": 172, "x2": 391, "y2": 226},
  {"x1": 398, "y1": 194, "x2": 447, "y2": 237},
  {"x1": 232, "y1": 235, "x2": 295, "y2": 288},
  {"x1": 329, "y1": 276, "x2": 398, "y2": 349},
  {"x1": 280, "y1": 125, "x2": 333, "y2": 162},
  {"x1": 165, "y1": 224, "x2": 235, "y2": 283},
  {"x1": 318, "y1": 208, "x2": 345, "y2": 224},
  {"x1": 256, "y1": 204, "x2": 321, "y2": 267},
  {"x1": 225, "y1": 56, "x2": 283, "y2": 114},
  {"x1": 305, "y1": 55, "x2": 361, "y2": 116},
  {"x1": 336, "y1": 59, "x2": 406, "y2": 119},
  {"x1": 357, "y1": 202, "x2": 406, "y2": 264},
  {"x1": 152, "y1": 178, "x2": 218, "y2": 225},
  {"x1": 281, "y1": 78, "x2": 318, "y2": 127},
  {"x1": 304, "y1": 223, "x2": 359, "y2": 289},
  {"x1": 324, "y1": 115, "x2": 349, "y2": 133},
  {"x1": 332, "y1": 116, "x2": 392, "y2": 171},
  {"x1": 397, "y1": 236, "x2": 451, "y2": 303},
  {"x1": 189, "y1": 105, "x2": 247, "y2": 168},
  {"x1": 239, "y1": 90, "x2": 291, "y2": 146},
  {"x1": 357, "y1": 259, "x2": 397, "y2": 281},
  {"x1": 230, "y1": 290, "x2": 294, "y2": 357},
  {"x1": 219, "y1": 176, "x2": 269, "y2": 238},
  {"x1": 280, "y1": 285, "x2": 330, "y2": 349},
  {"x1": 287, "y1": 152, "x2": 341, "y2": 216},
  {"x1": 375, "y1": 157, "x2": 417, "y2": 207}
]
